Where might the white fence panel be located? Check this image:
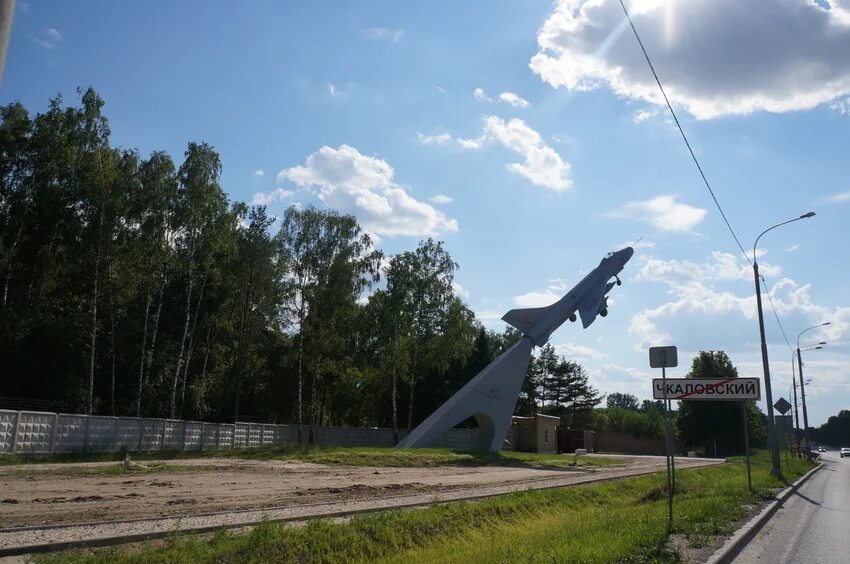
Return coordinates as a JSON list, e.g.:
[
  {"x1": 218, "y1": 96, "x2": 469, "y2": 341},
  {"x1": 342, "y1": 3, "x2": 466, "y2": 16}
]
[
  {"x1": 218, "y1": 424, "x2": 235, "y2": 449},
  {"x1": 234, "y1": 423, "x2": 249, "y2": 448},
  {"x1": 0, "y1": 410, "x2": 17, "y2": 453},
  {"x1": 201, "y1": 423, "x2": 218, "y2": 449},
  {"x1": 114, "y1": 418, "x2": 142, "y2": 451},
  {"x1": 139, "y1": 419, "x2": 165, "y2": 451},
  {"x1": 184, "y1": 422, "x2": 203, "y2": 450},
  {"x1": 87, "y1": 417, "x2": 118, "y2": 452},
  {"x1": 13, "y1": 411, "x2": 54, "y2": 453},
  {"x1": 162, "y1": 420, "x2": 183, "y2": 450},
  {"x1": 54, "y1": 414, "x2": 87, "y2": 452}
]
